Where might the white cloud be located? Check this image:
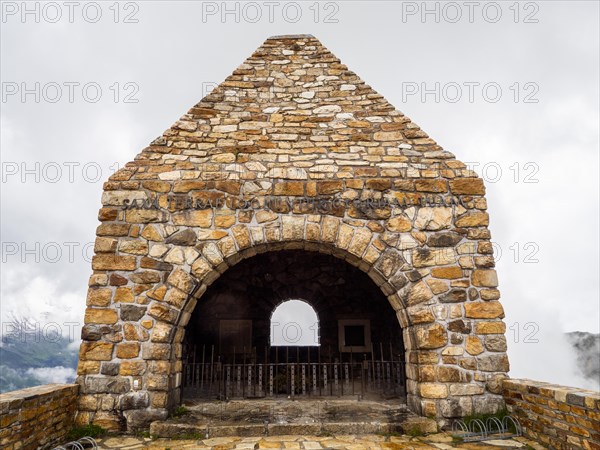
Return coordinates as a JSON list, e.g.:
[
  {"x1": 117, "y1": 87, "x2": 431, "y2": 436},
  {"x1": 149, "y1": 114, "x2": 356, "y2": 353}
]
[{"x1": 25, "y1": 366, "x2": 77, "y2": 385}]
